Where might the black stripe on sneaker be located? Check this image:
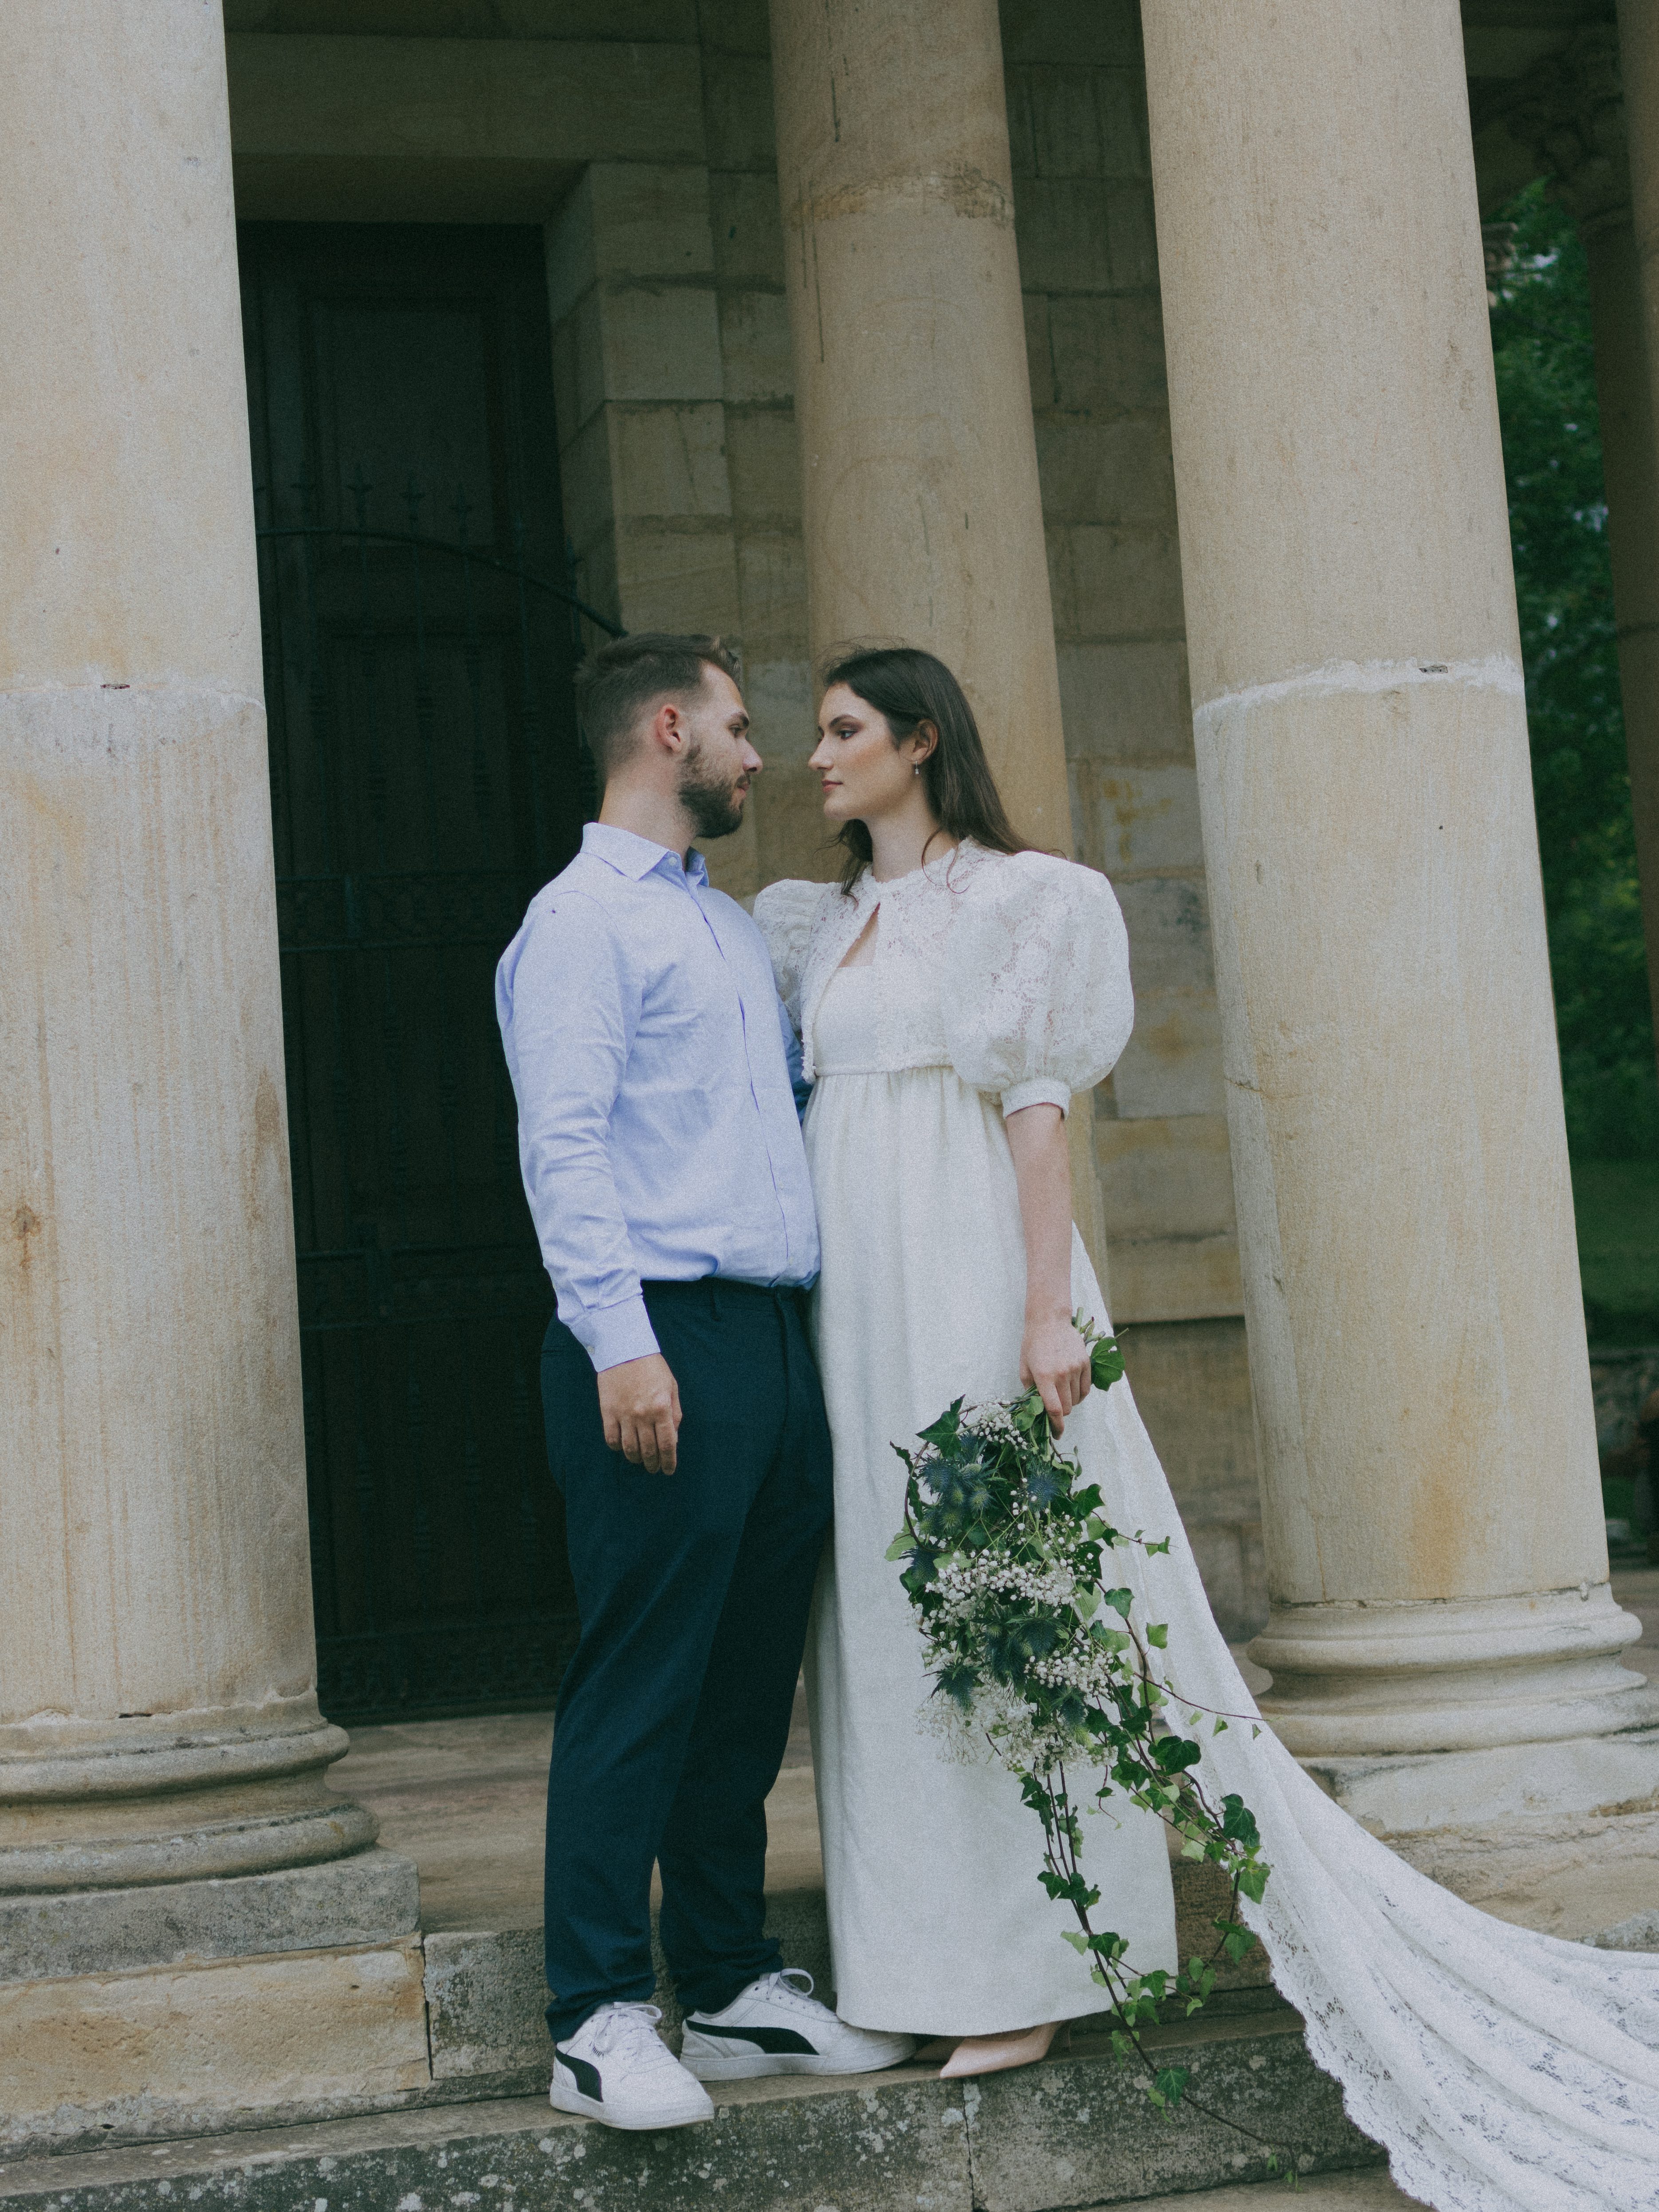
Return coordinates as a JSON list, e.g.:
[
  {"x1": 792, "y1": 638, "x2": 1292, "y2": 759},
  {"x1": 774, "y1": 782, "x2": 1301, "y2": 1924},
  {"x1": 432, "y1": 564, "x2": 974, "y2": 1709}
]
[
  {"x1": 558, "y1": 2049, "x2": 603, "y2": 2101},
  {"x1": 690, "y1": 2021, "x2": 818, "y2": 2055}
]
